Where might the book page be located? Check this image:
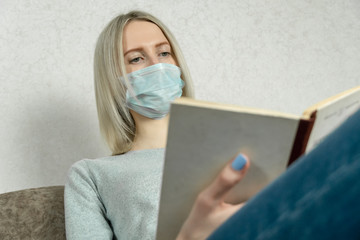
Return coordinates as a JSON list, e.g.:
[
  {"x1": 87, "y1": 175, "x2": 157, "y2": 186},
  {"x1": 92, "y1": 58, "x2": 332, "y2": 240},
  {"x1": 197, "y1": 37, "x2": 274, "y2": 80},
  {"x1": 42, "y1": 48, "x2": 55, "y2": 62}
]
[
  {"x1": 156, "y1": 100, "x2": 300, "y2": 240},
  {"x1": 305, "y1": 88, "x2": 360, "y2": 152}
]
